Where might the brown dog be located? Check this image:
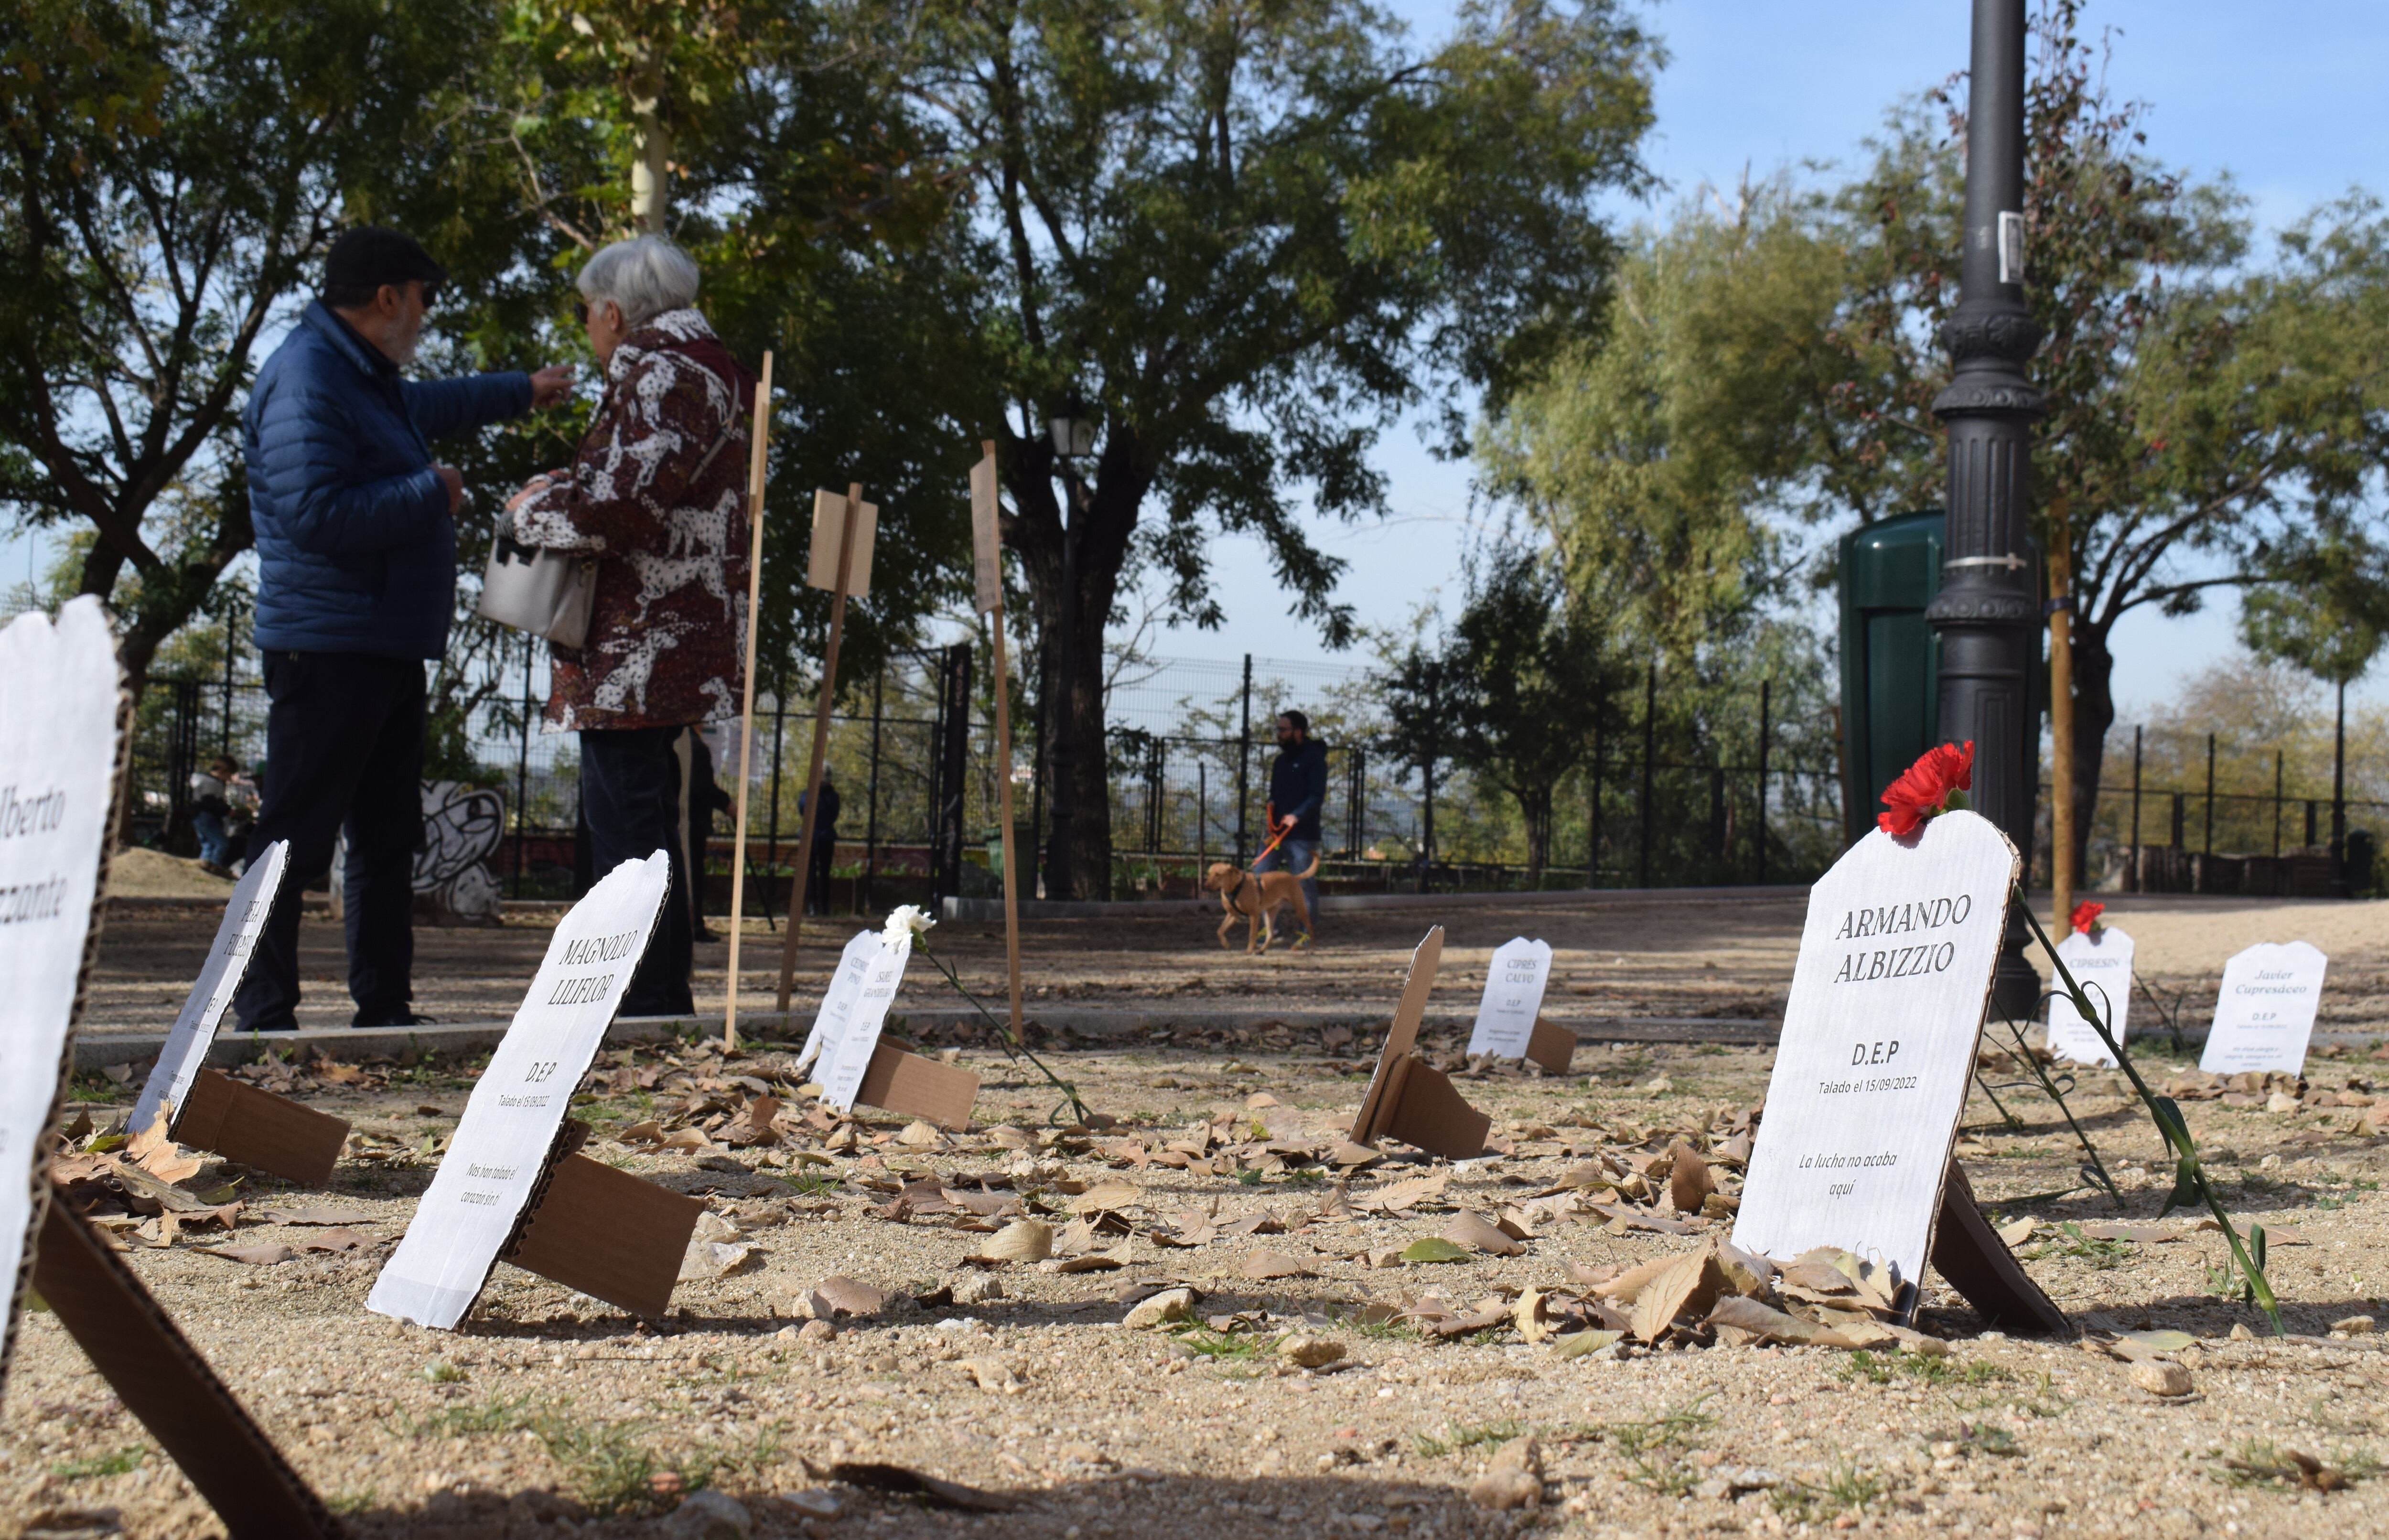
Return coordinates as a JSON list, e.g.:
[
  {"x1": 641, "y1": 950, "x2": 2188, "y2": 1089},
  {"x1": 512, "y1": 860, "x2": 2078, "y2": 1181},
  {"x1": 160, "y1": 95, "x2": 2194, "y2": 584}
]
[{"x1": 1203, "y1": 849, "x2": 1322, "y2": 953}]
